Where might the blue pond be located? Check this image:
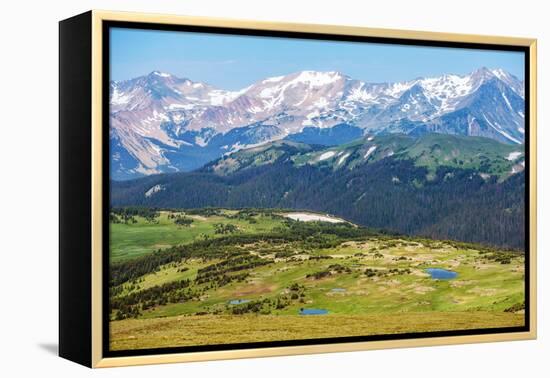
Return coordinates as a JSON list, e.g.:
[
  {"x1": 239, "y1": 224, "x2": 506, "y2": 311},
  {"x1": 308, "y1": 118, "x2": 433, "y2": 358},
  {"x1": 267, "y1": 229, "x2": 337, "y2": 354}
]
[
  {"x1": 299, "y1": 308, "x2": 328, "y2": 315},
  {"x1": 228, "y1": 299, "x2": 251, "y2": 305},
  {"x1": 331, "y1": 288, "x2": 346, "y2": 292},
  {"x1": 426, "y1": 268, "x2": 458, "y2": 280}
]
